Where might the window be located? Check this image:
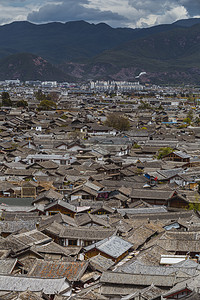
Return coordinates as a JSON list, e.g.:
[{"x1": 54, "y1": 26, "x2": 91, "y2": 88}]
[
  {"x1": 64, "y1": 213, "x2": 72, "y2": 217},
  {"x1": 97, "y1": 211, "x2": 106, "y2": 215},
  {"x1": 68, "y1": 240, "x2": 77, "y2": 246},
  {"x1": 49, "y1": 212, "x2": 57, "y2": 216}
]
